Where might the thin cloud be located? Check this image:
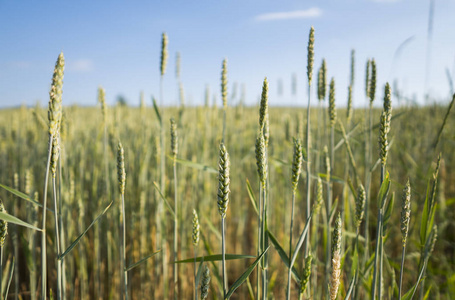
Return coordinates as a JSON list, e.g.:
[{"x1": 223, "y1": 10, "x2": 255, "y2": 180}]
[
  {"x1": 67, "y1": 59, "x2": 94, "y2": 72},
  {"x1": 255, "y1": 8, "x2": 322, "y2": 22}
]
